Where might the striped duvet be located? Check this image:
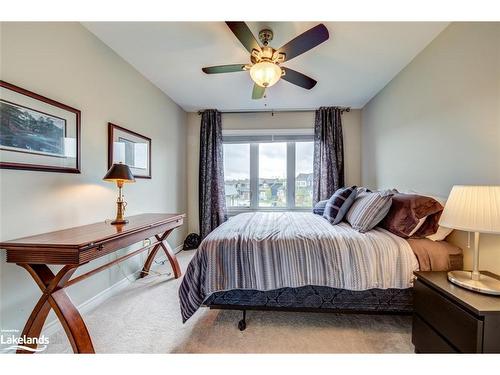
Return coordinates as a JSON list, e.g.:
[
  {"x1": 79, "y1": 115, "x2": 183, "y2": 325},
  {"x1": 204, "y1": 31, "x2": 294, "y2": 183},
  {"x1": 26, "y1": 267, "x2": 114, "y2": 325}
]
[{"x1": 179, "y1": 212, "x2": 419, "y2": 322}]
